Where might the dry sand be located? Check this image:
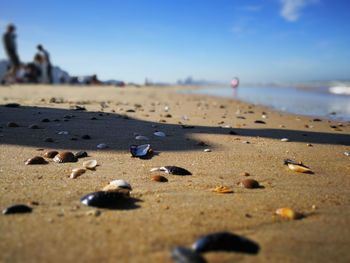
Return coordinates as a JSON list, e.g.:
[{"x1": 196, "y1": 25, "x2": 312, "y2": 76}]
[{"x1": 0, "y1": 85, "x2": 349, "y2": 263}]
